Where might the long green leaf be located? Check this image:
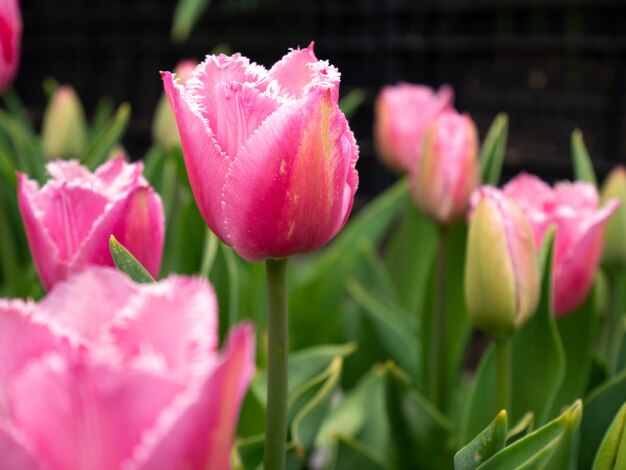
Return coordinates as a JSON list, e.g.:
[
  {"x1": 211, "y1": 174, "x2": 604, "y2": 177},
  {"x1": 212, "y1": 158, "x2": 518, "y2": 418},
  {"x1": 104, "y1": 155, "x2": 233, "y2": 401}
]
[
  {"x1": 455, "y1": 411, "x2": 508, "y2": 470},
  {"x1": 592, "y1": 401, "x2": 626, "y2": 469},
  {"x1": 109, "y1": 235, "x2": 156, "y2": 283},
  {"x1": 479, "y1": 113, "x2": 508, "y2": 186},
  {"x1": 579, "y1": 369, "x2": 626, "y2": 468},
  {"x1": 333, "y1": 435, "x2": 389, "y2": 470},
  {"x1": 171, "y1": 0, "x2": 211, "y2": 43},
  {"x1": 83, "y1": 103, "x2": 130, "y2": 169},
  {"x1": 571, "y1": 129, "x2": 597, "y2": 186},
  {"x1": 477, "y1": 401, "x2": 581, "y2": 469}
]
